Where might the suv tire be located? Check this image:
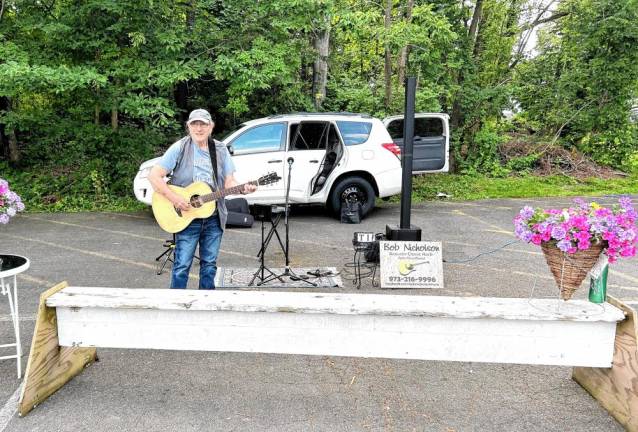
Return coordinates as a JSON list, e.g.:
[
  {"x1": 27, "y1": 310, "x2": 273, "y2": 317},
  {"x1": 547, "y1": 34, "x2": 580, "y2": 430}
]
[{"x1": 329, "y1": 176, "x2": 376, "y2": 217}]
